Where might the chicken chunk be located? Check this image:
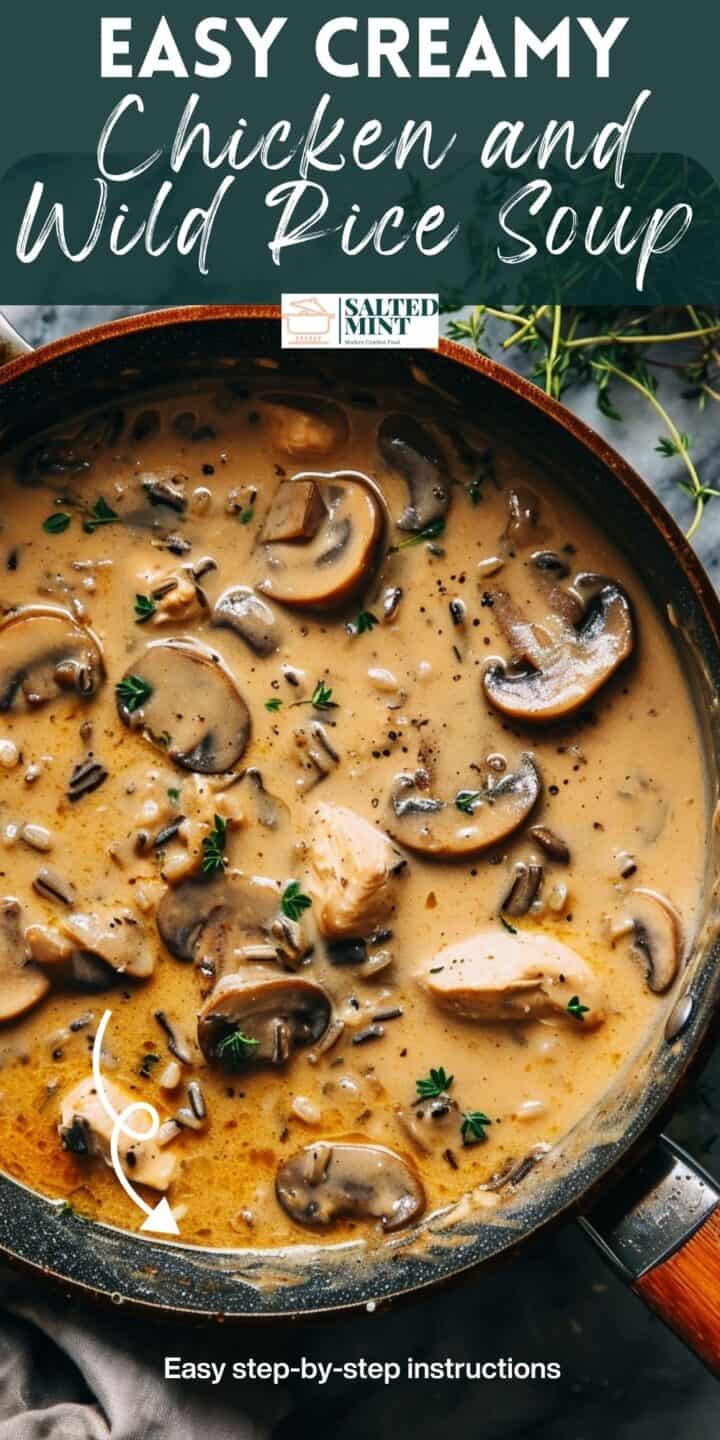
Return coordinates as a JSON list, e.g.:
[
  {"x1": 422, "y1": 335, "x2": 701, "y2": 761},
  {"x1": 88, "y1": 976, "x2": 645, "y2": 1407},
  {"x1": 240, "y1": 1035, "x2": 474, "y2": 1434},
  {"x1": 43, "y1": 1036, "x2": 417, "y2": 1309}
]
[
  {"x1": 308, "y1": 802, "x2": 404, "y2": 939},
  {"x1": 418, "y1": 929, "x2": 606, "y2": 1028},
  {"x1": 59, "y1": 1076, "x2": 177, "y2": 1190}
]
